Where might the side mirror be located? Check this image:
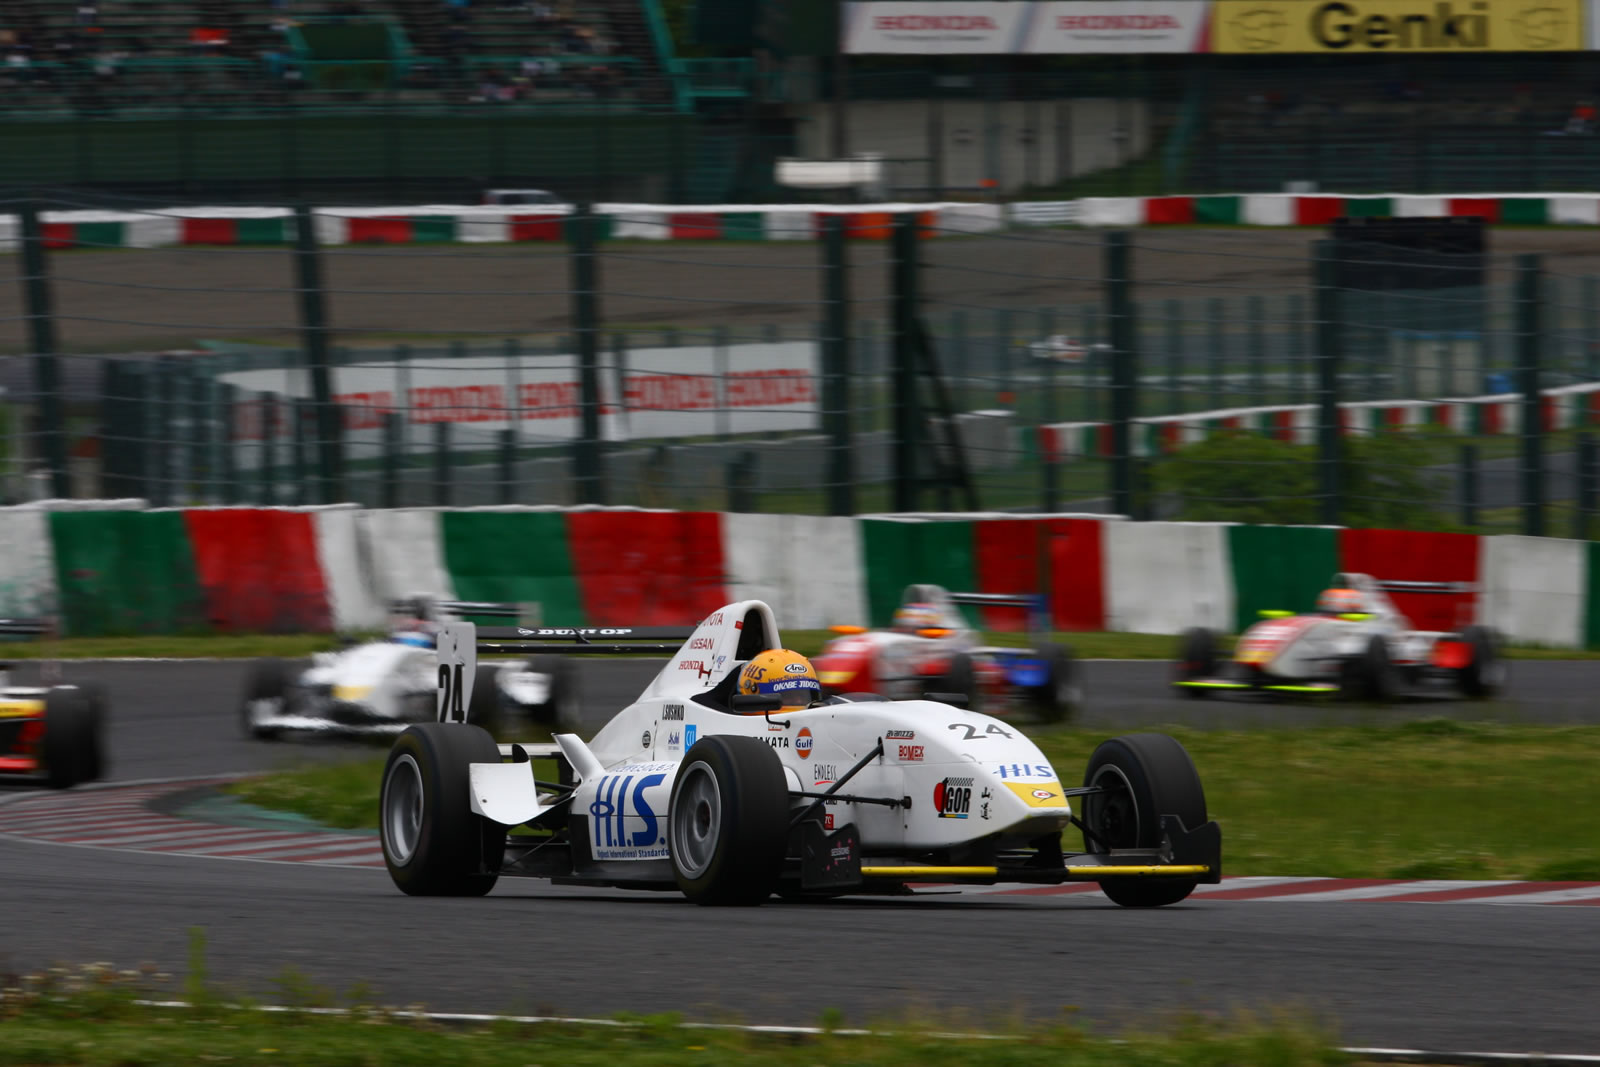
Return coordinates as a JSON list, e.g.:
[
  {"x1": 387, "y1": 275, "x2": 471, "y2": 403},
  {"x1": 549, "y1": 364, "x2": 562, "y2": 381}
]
[{"x1": 730, "y1": 693, "x2": 782, "y2": 713}]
